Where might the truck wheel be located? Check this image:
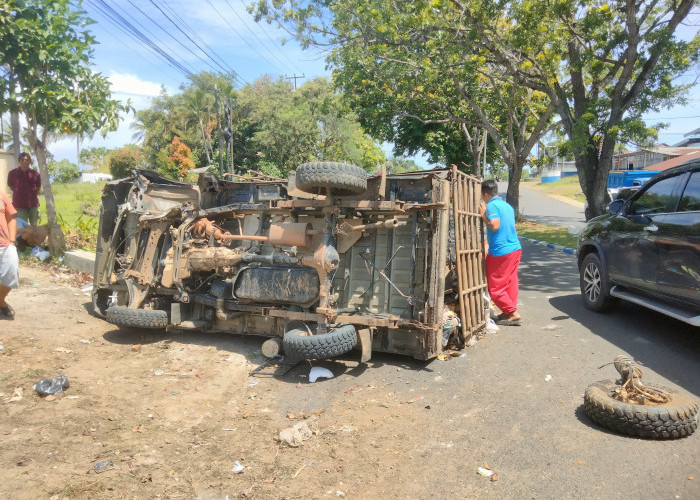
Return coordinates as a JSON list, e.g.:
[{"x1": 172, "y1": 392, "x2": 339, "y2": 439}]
[
  {"x1": 283, "y1": 325, "x2": 357, "y2": 360},
  {"x1": 584, "y1": 379, "x2": 698, "y2": 439},
  {"x1": 579, "y1": 253, "x2": 617, "y2": 312},
  {"x1": 106, "y1": 306, "x2": 169, "y2": 329},
  {"x1": 295, "y1": 162, "x2": 367, "y2": 195}
]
